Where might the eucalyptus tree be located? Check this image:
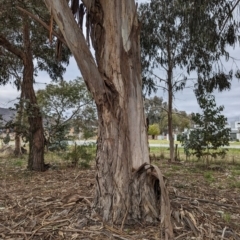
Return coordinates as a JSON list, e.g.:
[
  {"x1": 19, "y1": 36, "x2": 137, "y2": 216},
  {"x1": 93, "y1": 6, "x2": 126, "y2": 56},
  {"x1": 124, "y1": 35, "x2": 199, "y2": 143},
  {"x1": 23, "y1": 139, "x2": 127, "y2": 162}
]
[
  {"x1": 144, "y1": 96, "x2": 164, "y2": 125},
  {"x1": 139, "y1": 0, "x2": 192, "y2": 161},
  {"x1": 139, "y1": 0, "x2": 240, "y2": 161},
  {"x1": 0, "y1": 0, "x2": 70, "y2": 170},
  {"x1": 43, "y1": 0, "x2": 173, "y2": 237}
]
